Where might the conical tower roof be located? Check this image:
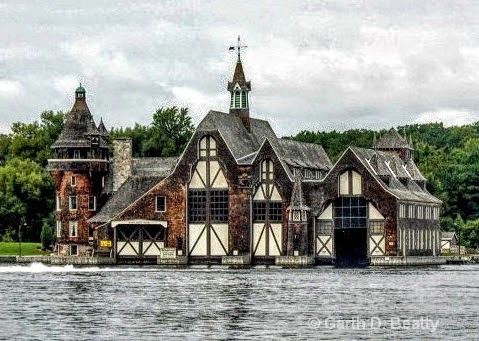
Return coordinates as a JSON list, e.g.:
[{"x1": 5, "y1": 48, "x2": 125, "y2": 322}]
[
  {"x1": 98, "y1": 117, "x2": 109, "y2": 137},
  {"x1": 52, "y1": 85, "x2": 106, "y2": 149},
  {"x1": 373, "y1": 127, "x2": 413, "y2": 150},
  {"x1": 288, "y1": 174, "x2": 310, "y2": 211}
]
